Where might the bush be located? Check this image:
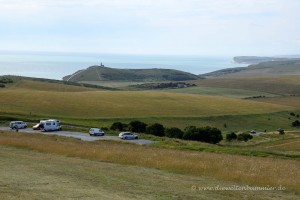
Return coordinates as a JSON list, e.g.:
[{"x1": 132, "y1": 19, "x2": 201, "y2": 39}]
[
  {"x1": 226, "y1": 132, "x2": 237, "y2": 141},
  {"x1": 146, "y1": 123, "x2": 165, "y2": 137},
  {"x1": 101, "y1": 127, "x2": 109, "y2": 131},
  {"x1": 290, "y1": 112, "x2": 295, "y2": 116},
  {"x1": 165, "y1": 127, "x2": 184, "y2": 139},
  {"x1": 237, "y1": 133, "x2": 253, "y2": 142},
  {"x1": 0, "y1": 77, "x2": 13, "y2": 84},
  {"x1": 0, "y1": 84, "x2": 5, "y2": 88},
  {"x1": 129, "y1": 121, "x2": 147, "y2": 133},
  {"x1": 110, "y1": 122, "x2": 128, "y2": 131},
  {"x1": 292, "y1": 120, "x2": 300, "y2": 127},
  {"x1": 183, "y1": 126, "x2": 223, "y2": 144}
]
